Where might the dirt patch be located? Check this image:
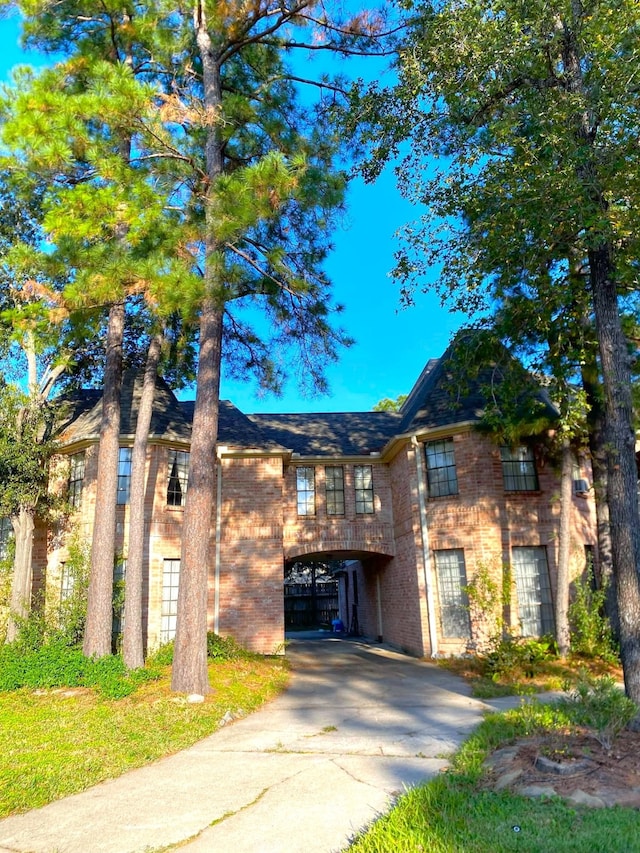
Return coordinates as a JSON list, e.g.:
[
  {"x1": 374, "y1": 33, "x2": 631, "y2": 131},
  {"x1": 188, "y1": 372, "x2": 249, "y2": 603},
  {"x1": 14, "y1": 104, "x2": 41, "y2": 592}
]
[{"x1": 483, "y1": 729, "x2": 640, "y2": 808}]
